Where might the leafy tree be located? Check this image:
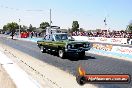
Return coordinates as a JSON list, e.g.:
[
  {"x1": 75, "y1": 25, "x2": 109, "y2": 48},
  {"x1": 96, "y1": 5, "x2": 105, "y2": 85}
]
[
  {"x1": 72, "y1": 21, "x2": 79, "y2": 32},
  {"x1": 20, "y1": 25, "x2": 28, "y2": 32},
  {"x1": 27, "y1": 24, "x2": 35, "y2": 32},
  {"x1": 40, "y1": 22, "x2": 49, "y2": 29},
  {"x1": 4, "y1": 22, "x2": 19, "y2": 39},
  {"x1": 67, "y1": 28, "x2": 72, "y2": 33},
  {"x1": 126, "y1": 22, "x2": 132, "y2": 32},
  {"x1": 3, "y1": 25, "x2": 8, "y2": 32},
  {"x1": 79, "y1": 28, "x2": 85, "y2": 32},
  {"x1": 86, "y1": 30, "x2": 92, "y2": 33},
  {"x1": 7, "y1": 22, "x2": 19, "y2": 31},
  {"x1": 96, "y1": 29, "x2": 101, "y2": 32},
  {"x1": 22, "y1": 25, "x2": 28, "y2": 30},
  {"x1": 29, "y1": 24, "x2": 33, "y2": 30}
]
